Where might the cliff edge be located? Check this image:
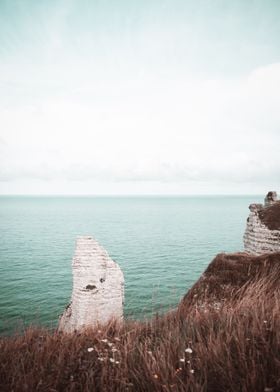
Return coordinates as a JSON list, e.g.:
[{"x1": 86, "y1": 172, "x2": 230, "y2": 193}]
[
  {"x1": 180, "y1": 191, "x2": 280, "y2": 313},
  {"x1": 179, "y1": 252, "x2": 280, "y2": 312}
]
